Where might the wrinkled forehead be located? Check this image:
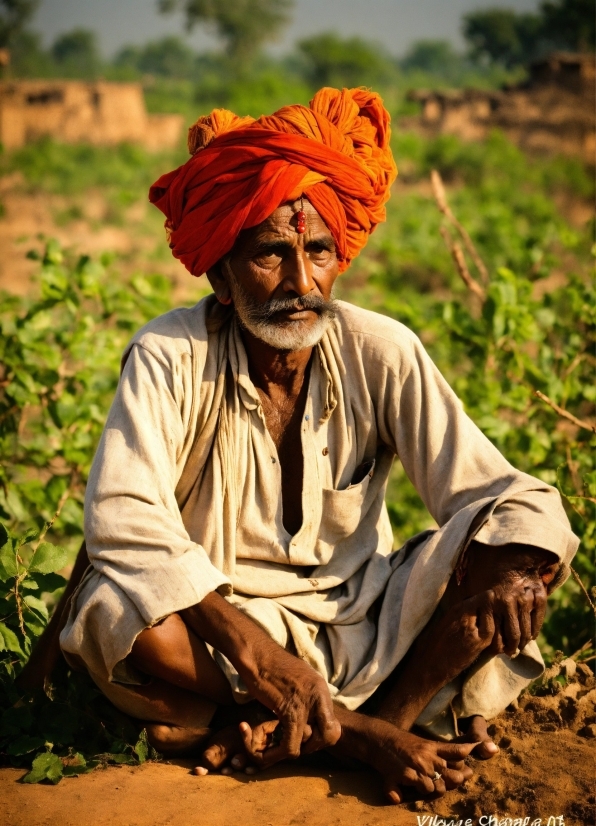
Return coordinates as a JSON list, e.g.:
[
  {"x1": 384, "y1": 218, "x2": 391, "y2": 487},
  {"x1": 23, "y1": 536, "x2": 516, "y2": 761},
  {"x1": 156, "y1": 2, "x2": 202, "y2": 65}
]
[{"x1": 239, "y1": 198, "x2": 332, "y2": 245}]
